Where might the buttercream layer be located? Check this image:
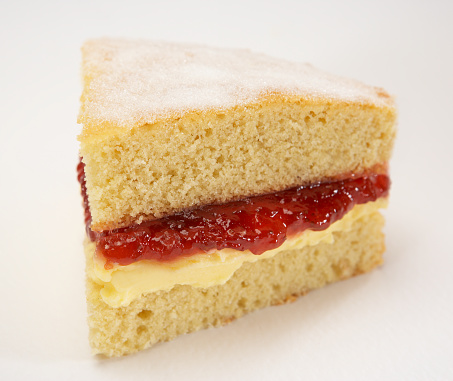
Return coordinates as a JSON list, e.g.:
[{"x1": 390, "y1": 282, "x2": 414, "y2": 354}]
[{"x1": 86, "y1": 199, "x2": 386, "y2": 307}]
